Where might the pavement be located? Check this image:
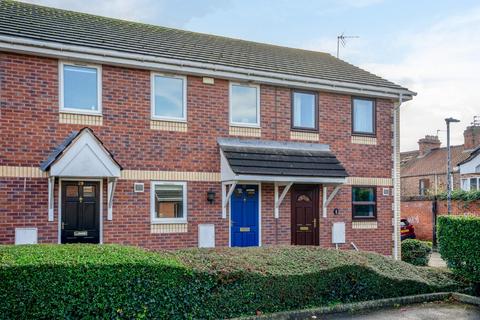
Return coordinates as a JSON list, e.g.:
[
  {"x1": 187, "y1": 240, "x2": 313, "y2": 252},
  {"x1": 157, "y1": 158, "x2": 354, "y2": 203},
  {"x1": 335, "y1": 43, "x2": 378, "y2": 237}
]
[
  {"x1": 322, "y1": 301, "x2": 480, "y2": 320},
  {"x1": 428, "y1": 252, "x2": 447, "y2": 268}
]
